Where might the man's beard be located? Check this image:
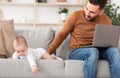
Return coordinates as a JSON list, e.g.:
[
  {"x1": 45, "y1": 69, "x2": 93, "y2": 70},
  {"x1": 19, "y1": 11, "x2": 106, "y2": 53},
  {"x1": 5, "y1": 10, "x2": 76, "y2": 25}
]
[{"x1": 85, "y1": 14, "x2": 100, "y2": 21}]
